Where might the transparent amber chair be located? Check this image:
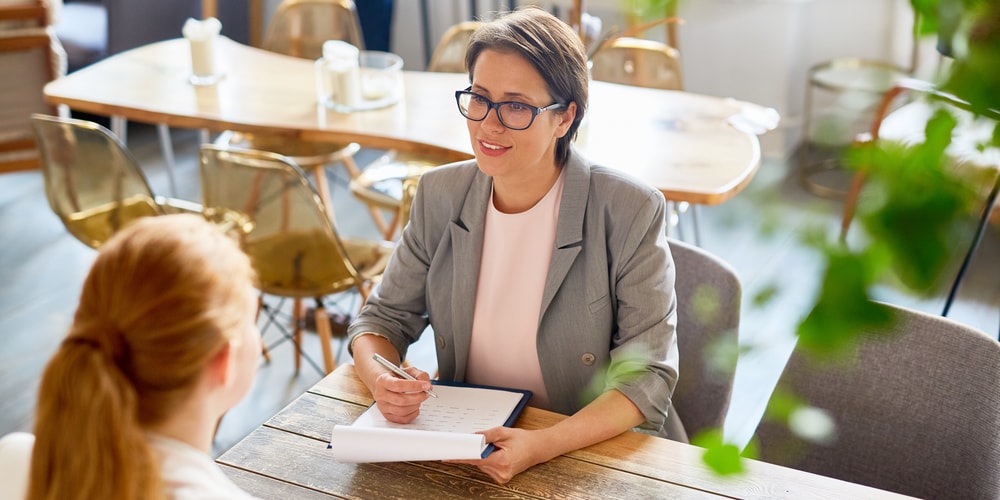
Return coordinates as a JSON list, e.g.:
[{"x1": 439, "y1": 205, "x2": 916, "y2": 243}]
[
  {"x1": 589, "y1": 36, "x2": 683, "y2": 91},
  {"x1": 216, "y1": 0, "x2": 384, "y2": 233},
  {"x1": 262, "y1": 0, "x2": 363, "y2": 59},
  {"x1": 199, "y1": 144, "x2": 394, "y2": 374},
  {"x1": 348, "y1": 150, "x2": 465, "y2": 239},
  {"x1": 426, "y1": 21, "x2": 481, "y2": 73},
  {"x1": 30, "y1": 114, "x2": 199, "y2": 249}
]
